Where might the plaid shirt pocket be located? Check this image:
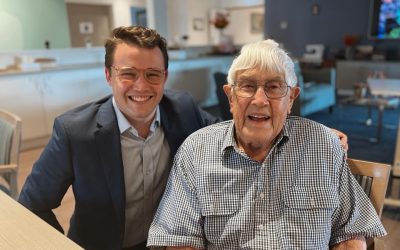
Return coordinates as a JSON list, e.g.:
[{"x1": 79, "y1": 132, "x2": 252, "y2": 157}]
[{"x1": 281, "y1": 186, "x2": 338, "y2": 248}]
